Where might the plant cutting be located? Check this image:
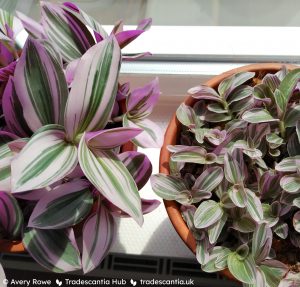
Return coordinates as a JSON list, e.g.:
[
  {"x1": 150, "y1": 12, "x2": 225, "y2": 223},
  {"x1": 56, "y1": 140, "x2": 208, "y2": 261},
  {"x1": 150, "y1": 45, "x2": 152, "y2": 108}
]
[
  {"x1": 151, "y1": 63, "x2": 300, "y2": 286},
  {"x1": 0, "y1": 1, "x2": 162, "y2": 274}
]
